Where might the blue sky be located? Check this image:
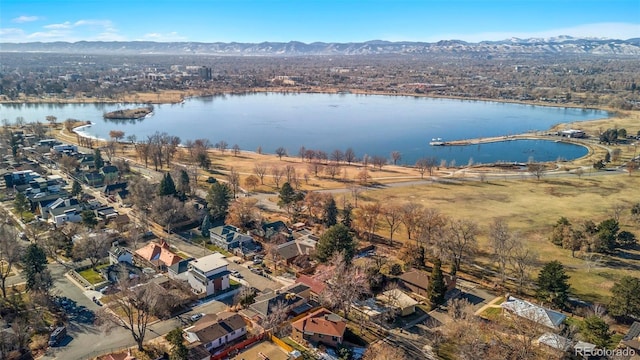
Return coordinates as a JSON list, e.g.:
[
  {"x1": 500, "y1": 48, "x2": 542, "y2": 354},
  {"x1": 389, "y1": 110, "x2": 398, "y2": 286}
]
[{"x1": 1, "y1": 0, "x2": 638, "y2": 43}]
